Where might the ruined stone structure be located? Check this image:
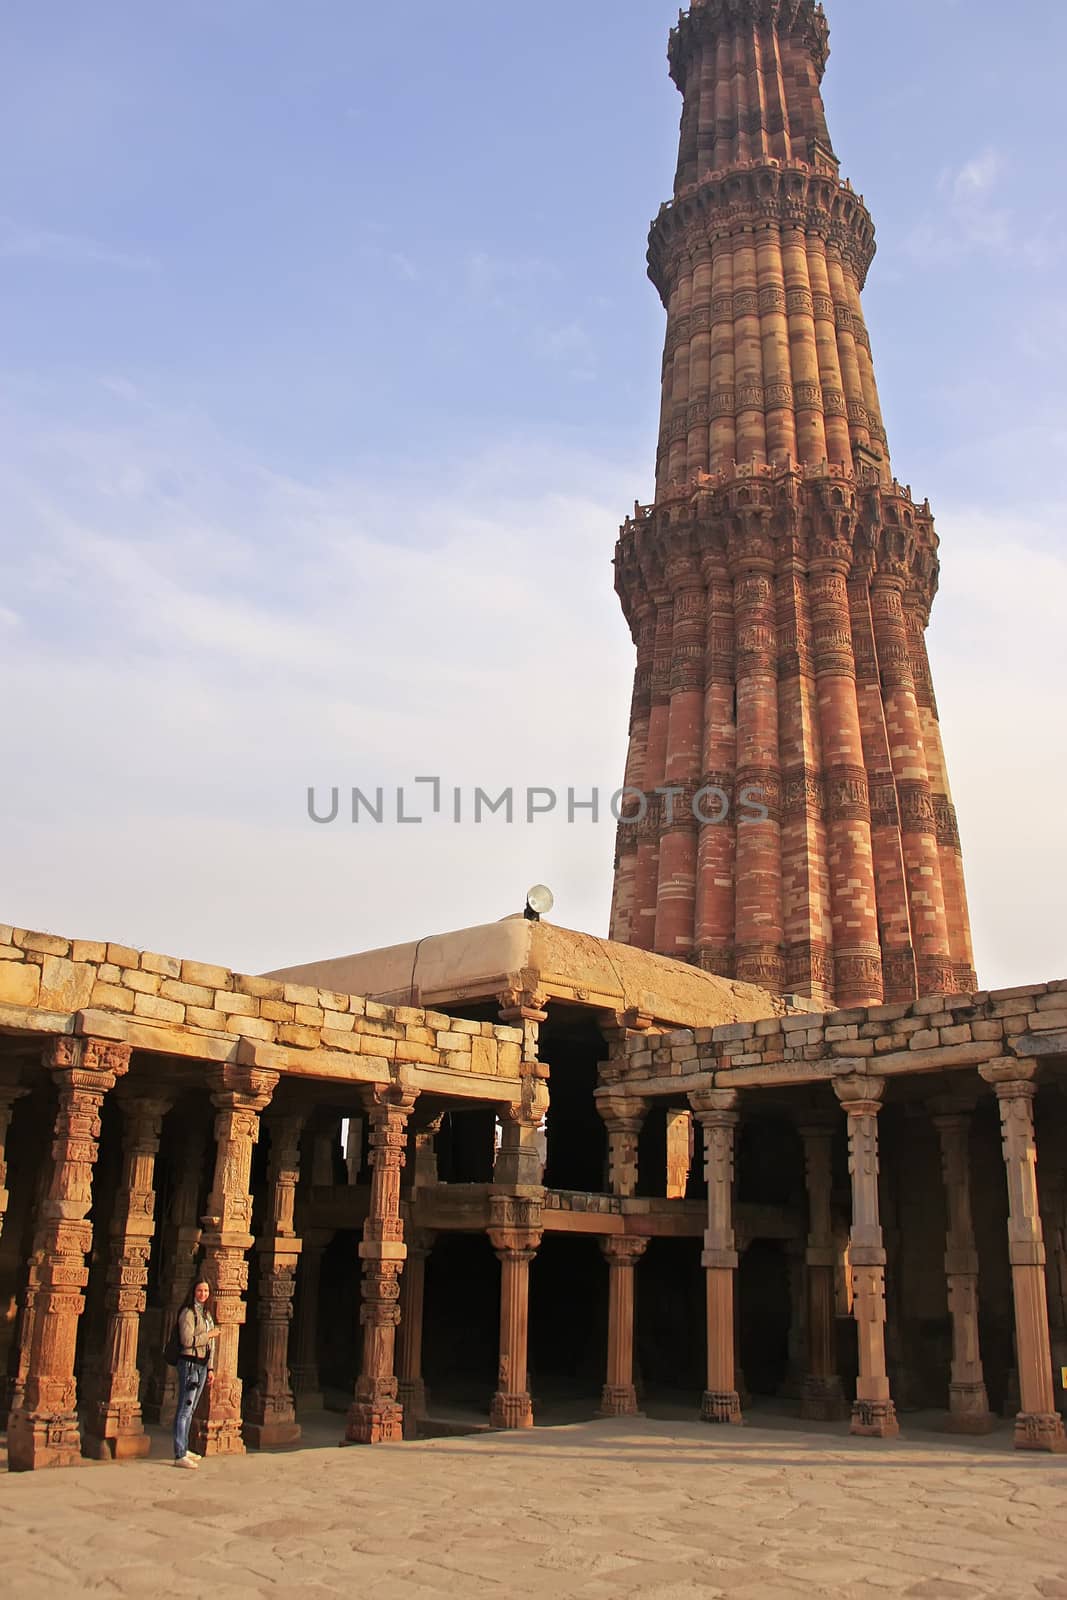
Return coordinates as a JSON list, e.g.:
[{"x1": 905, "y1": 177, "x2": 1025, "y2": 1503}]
[
  {"x1": 1, "y1": 0, "x2": 1064, "y2": 1481},
  {"x1": 1, "y1": 919, "x2": 1066, "y2": 1468},
  {"x1": 609, "y1": 0, "x2": 976, "y2": 1011}
]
